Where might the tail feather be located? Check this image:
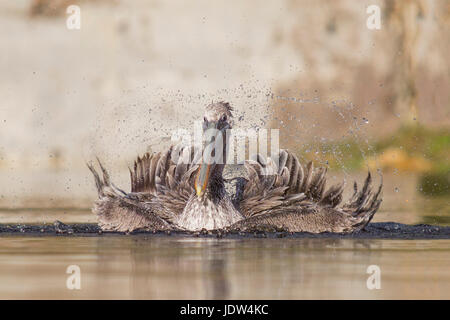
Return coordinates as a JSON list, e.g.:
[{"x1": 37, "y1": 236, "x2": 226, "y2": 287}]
[
  {"x1": 87, "y1": 161, "x2": 104, "y2": 196},
  {"x1": 344, "y1": 172, "x2": 383, "y2": 231},
  {"x1": 96, "y1": 156, "x2": 111, "y2": 186}
]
